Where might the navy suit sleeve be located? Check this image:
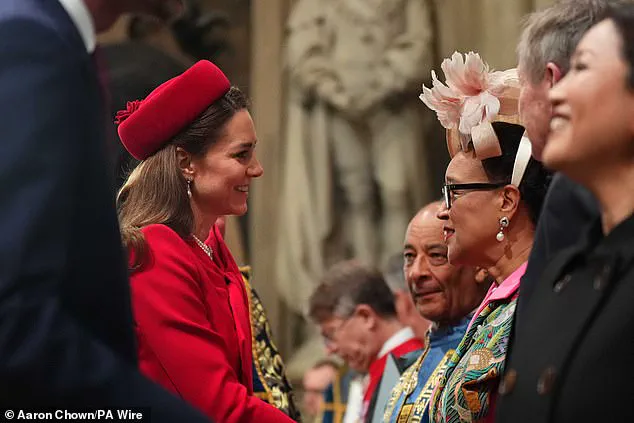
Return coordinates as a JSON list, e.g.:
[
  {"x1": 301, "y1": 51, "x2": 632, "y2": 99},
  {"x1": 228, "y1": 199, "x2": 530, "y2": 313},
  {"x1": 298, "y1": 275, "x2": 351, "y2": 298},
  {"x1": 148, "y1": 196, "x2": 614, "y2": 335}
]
[{"x1": 0, "y1": 17, "x2": 208, "y2": 420}]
